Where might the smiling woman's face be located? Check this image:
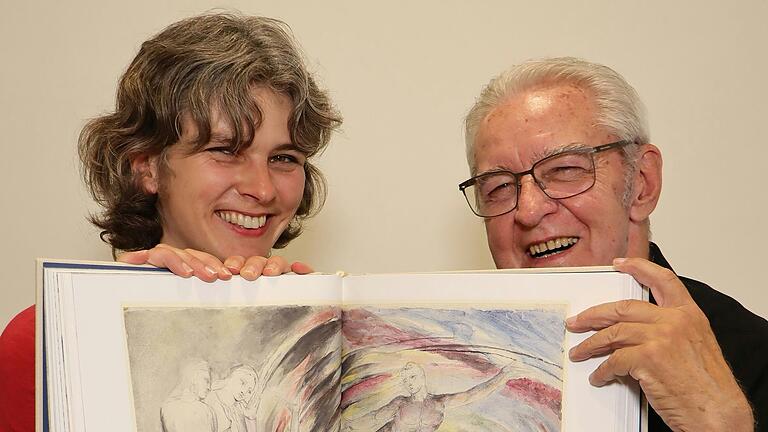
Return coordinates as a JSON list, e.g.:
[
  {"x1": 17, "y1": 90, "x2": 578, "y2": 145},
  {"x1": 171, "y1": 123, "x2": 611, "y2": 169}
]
[{"x1": 138, "y1": 87, "x2": 306, "y2": 260}]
